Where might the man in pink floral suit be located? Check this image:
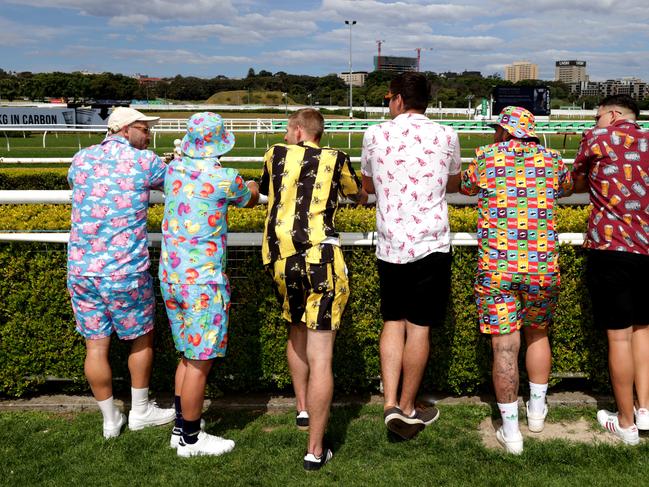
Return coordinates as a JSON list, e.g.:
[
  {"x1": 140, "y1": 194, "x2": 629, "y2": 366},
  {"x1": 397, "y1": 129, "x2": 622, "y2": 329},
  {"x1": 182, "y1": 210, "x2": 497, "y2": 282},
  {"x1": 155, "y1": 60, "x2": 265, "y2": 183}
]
[
  {"x1": 67, "y1": 107, "x2": 175, "y2": 439},
  {"x1": 361, "y1": 72, "x2": 461, "y2": 439}
]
